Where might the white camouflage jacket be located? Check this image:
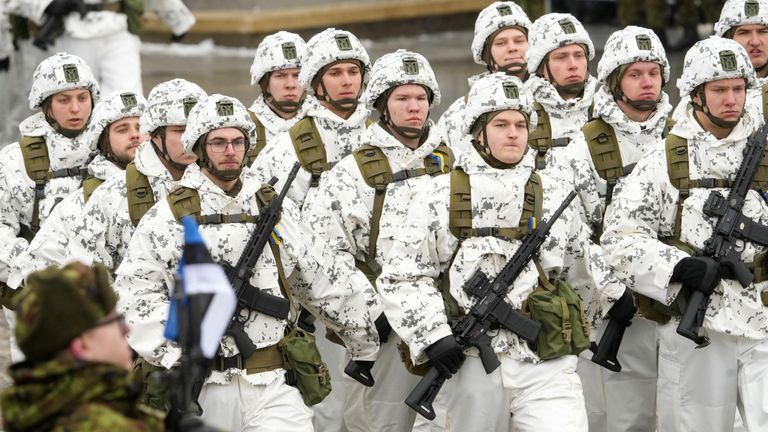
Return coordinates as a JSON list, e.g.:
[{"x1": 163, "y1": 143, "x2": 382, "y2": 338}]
[
  {"x1": 114, "y1": 164, "x2": 378, "y2": 386},
  {"x1": 248, "y1": 96, "x2": 369, "y2": 211},
  {"x1": 569, "y1": 86, "x2": 673, "y2": 231},
  {"x1": 377, "y1": 148, "x2": 625, "y2": 365},
  {"x1": 247, "y1": 96, "x2": 307, "y2": 144},
  {"x1": 66, "y1": 141, "x2": 178, "y2": 273},
  {"x1": 0, "y1": 111, "x2": 94, "y2": 284},
  {"x1": 8, "y1": 154, "x2": 121, "y2": 287},
  {"x1": 601, "y1": 105, "x2": 768, "y2": 340}
]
